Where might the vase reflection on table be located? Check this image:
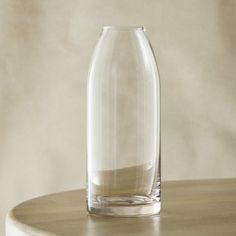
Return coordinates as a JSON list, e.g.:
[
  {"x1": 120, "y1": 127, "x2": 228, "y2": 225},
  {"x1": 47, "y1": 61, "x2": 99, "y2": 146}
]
[{"x1": 87, "y1": 26, "x2": 161, "y2": 217}]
